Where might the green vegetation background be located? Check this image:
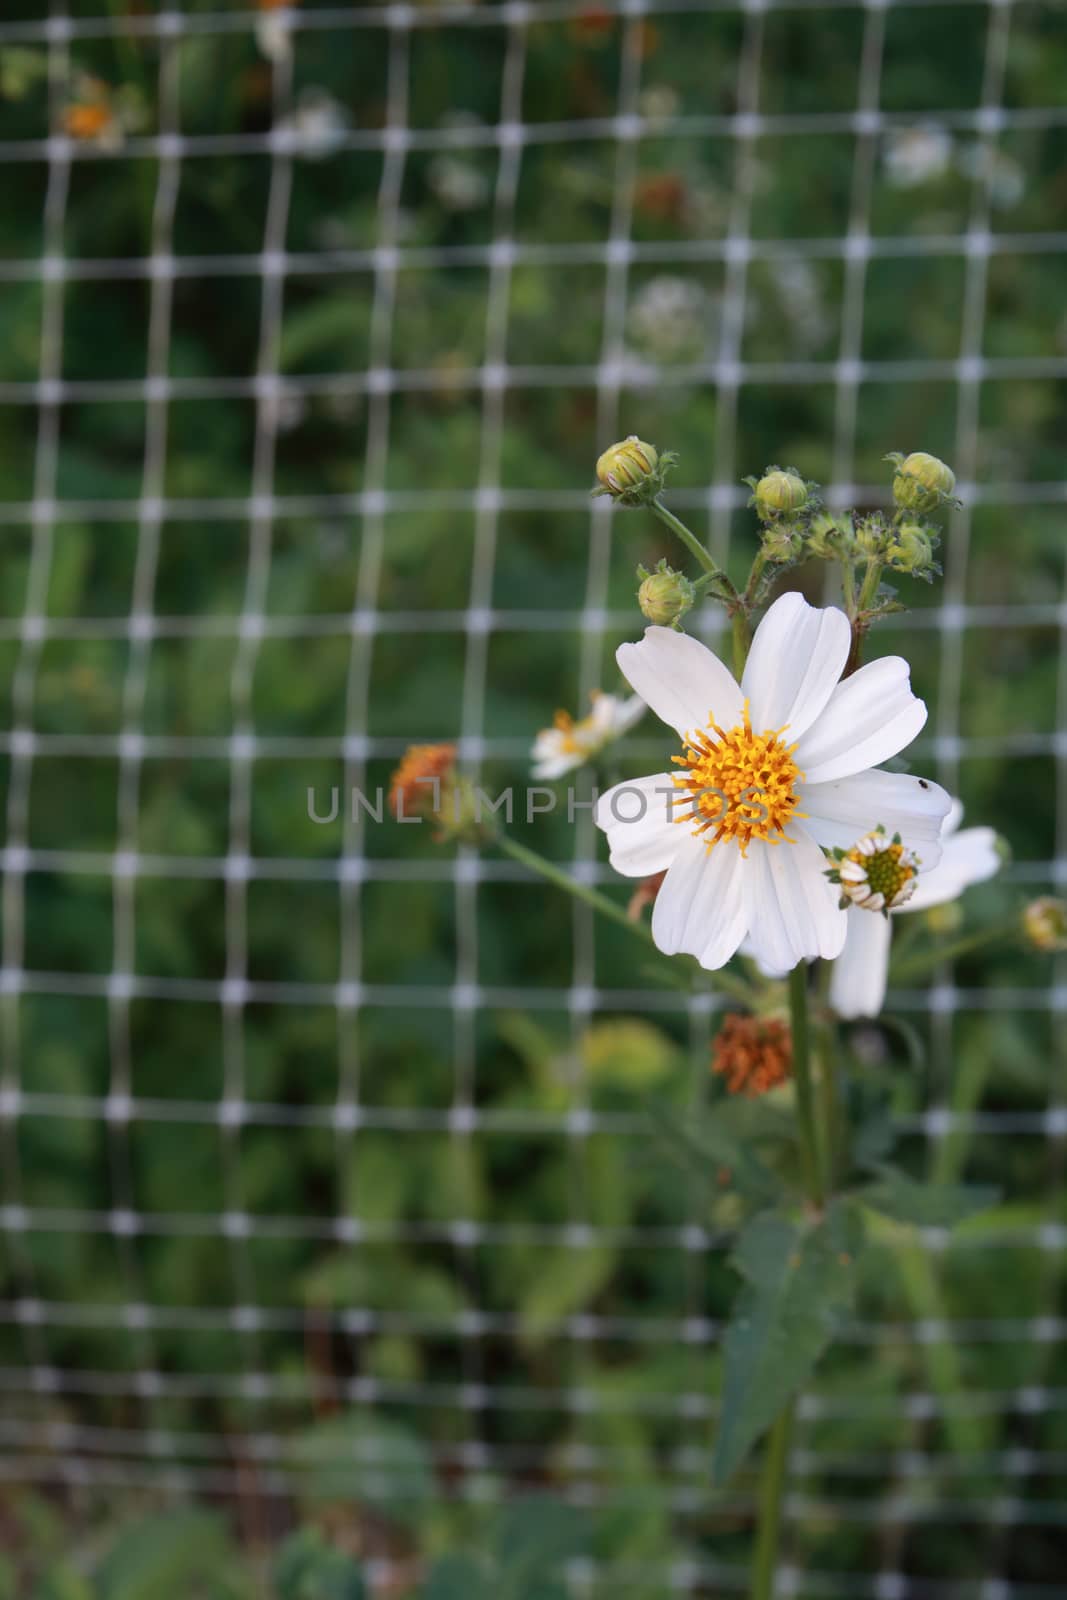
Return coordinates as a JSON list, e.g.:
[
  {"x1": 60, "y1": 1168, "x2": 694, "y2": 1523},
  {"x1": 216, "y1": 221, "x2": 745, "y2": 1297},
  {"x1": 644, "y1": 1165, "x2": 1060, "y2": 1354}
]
[{"x1": 0, "y1": 0, "x2": 1066, "y2": 1593}]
